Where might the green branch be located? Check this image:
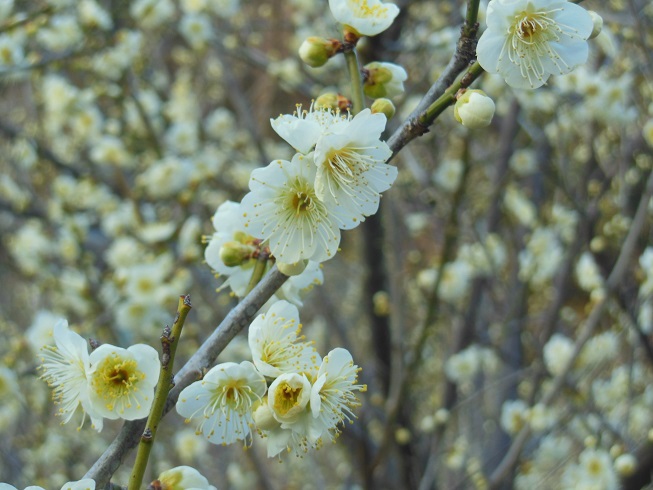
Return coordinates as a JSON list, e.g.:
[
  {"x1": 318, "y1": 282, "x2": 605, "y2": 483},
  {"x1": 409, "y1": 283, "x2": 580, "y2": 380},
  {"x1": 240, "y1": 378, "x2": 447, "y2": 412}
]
[
  {"x1": 419, "y1": 61, "x2": 485, "y2": 127},
  {"x1": 344, "y1": 49, "x2": 365, "y2": 115},
  {"x1": 128, "y1": 295, "x2": 192, "y2": 490}
]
